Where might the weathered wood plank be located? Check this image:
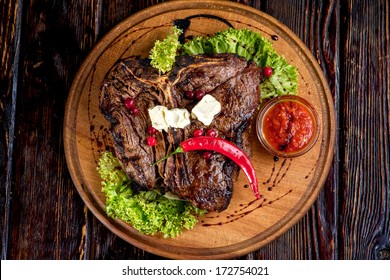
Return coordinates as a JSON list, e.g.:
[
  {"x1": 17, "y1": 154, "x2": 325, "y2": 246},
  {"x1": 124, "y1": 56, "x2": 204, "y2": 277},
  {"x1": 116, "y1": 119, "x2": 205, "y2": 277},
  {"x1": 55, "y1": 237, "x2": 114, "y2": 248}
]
[
  {"x1": 0, "y1": 0, "x2": 22, "y2": 260},
  {"x1": 340, "y1": 0, "x2": 390, "y2": 260},
  {"x1": 5, "y1": 0, "x2": 103, "y2": 259}
]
